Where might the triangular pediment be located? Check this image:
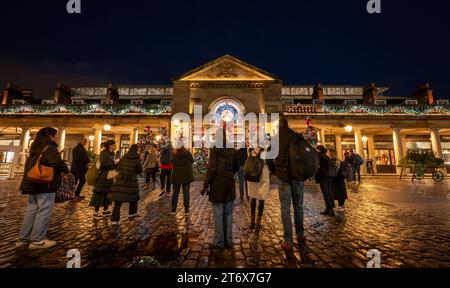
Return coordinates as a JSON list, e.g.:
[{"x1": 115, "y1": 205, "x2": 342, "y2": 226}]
[{"x1": 175, "y1": 55, "x2": 279, "y2": 81}]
